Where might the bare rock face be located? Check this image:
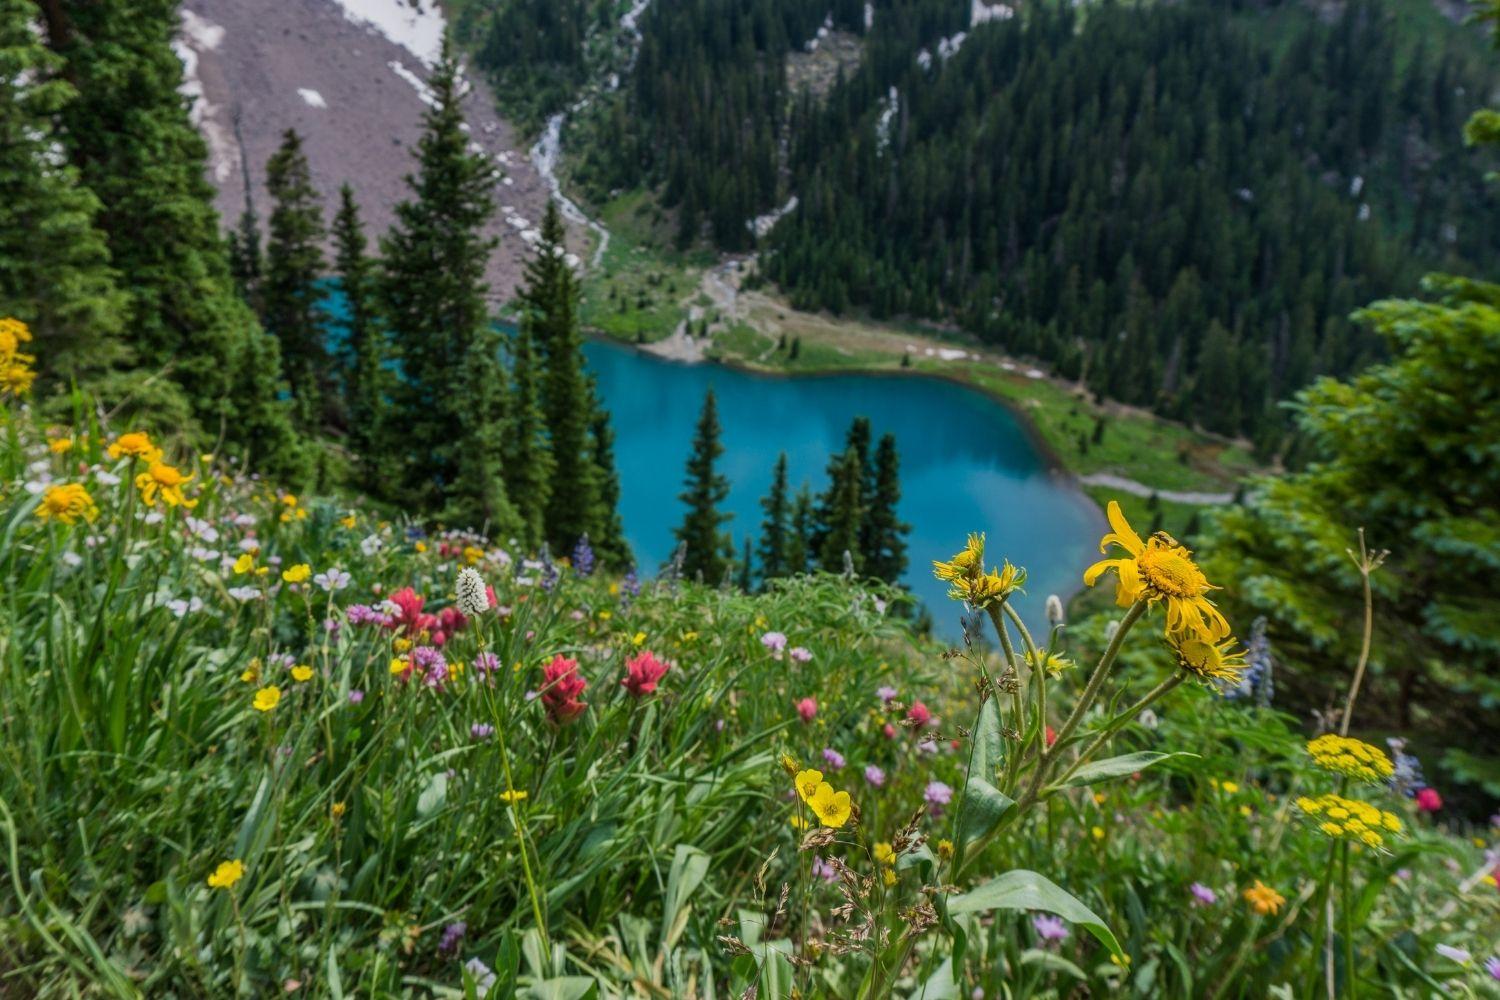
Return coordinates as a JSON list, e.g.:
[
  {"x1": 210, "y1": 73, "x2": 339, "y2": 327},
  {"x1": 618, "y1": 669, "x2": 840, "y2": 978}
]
[{"x1": 177, "y1": 0, "x2": 561, "y2": 303}]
